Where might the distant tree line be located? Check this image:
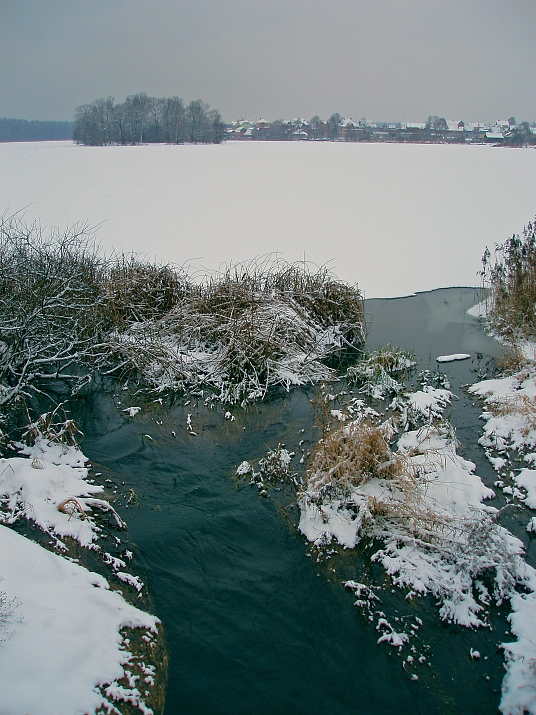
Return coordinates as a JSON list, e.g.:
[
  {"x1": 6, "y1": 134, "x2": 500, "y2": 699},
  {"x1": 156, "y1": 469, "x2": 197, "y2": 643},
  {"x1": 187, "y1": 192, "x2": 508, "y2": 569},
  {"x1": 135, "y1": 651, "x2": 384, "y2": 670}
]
[
  {"x1": 0, "y1": 118, "x2": 74, "y2": 142},
  {"x1": 73, "y1": 94, "x2": 225, "y2": 146}
]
